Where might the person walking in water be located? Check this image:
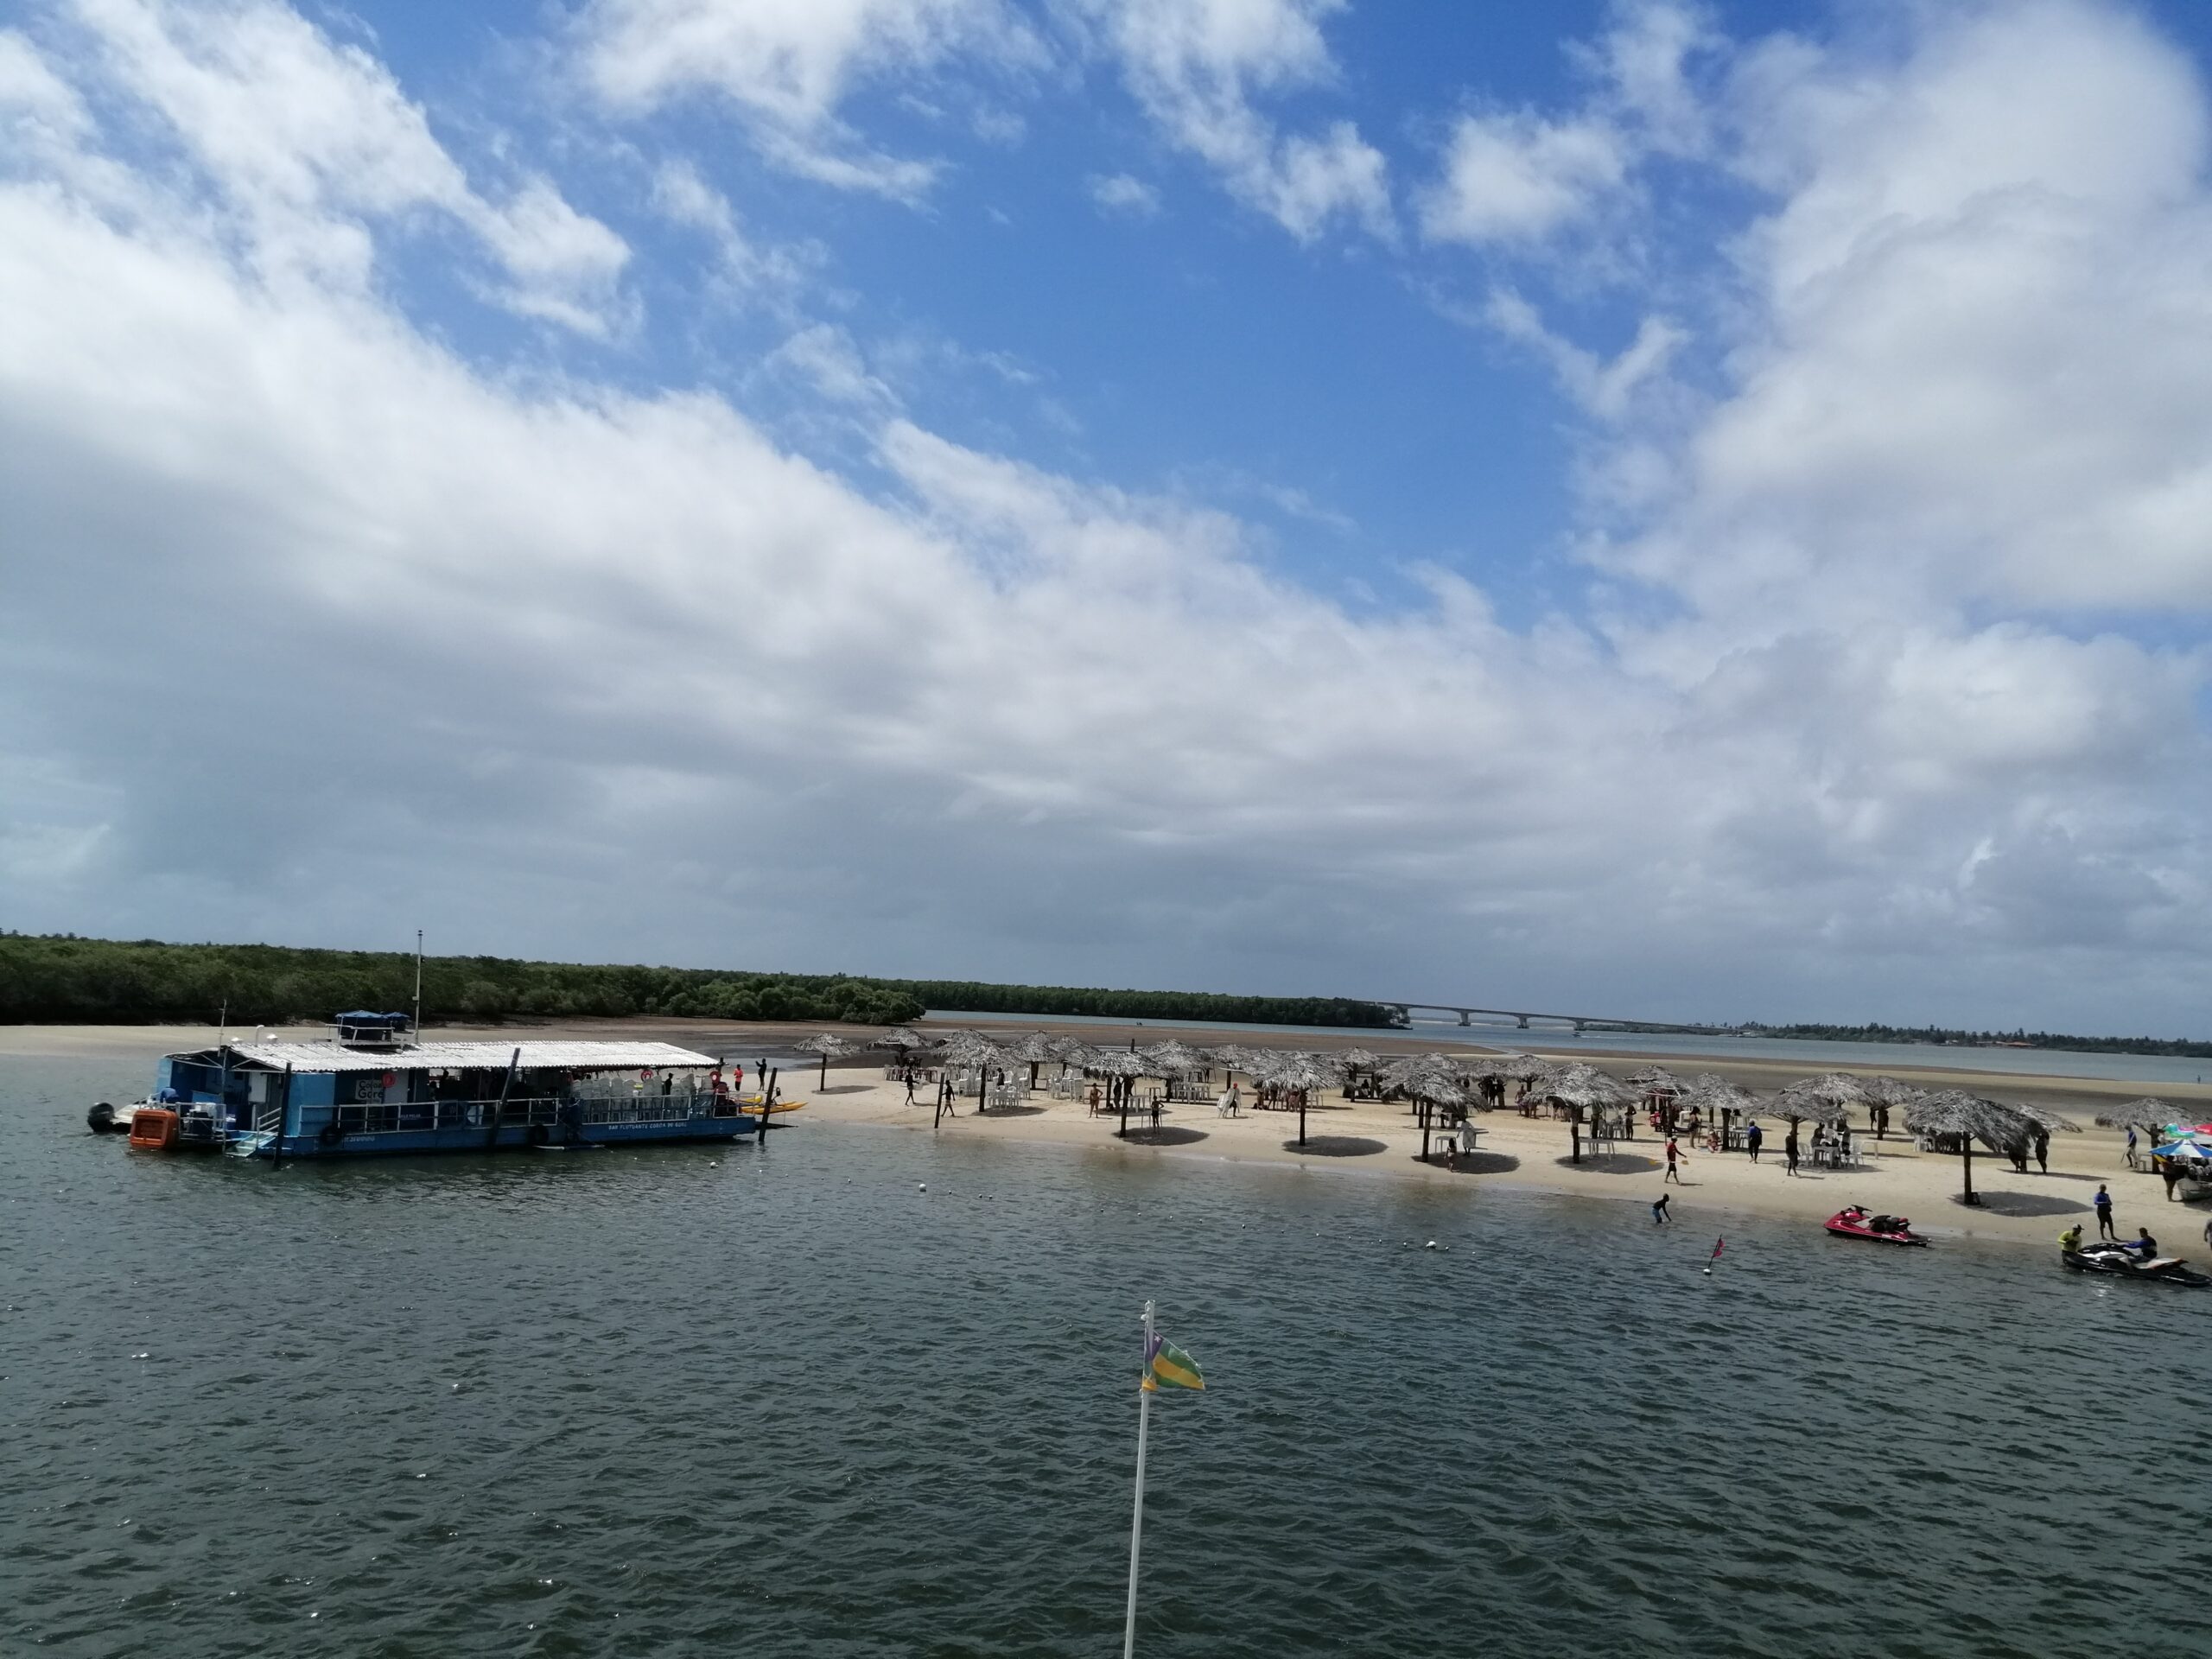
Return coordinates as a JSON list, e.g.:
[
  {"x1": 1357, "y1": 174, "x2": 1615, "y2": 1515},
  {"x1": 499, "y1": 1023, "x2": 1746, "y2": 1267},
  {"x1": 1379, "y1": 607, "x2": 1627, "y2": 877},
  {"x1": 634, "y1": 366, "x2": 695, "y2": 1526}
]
[
  {"x1": 1651, "y1": 1192, "x2": 1672, "y2": 1224},
  {"x1": 2094, "y1": 1183, "x2": 2117, "y2": 1240},
  {"x1": 1745, "y1": 1120, "x2": 1764, "y2": 1163},
  {"x1": 1664, "y1": 1135, "x2": 1687, "y2": 1184}
]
